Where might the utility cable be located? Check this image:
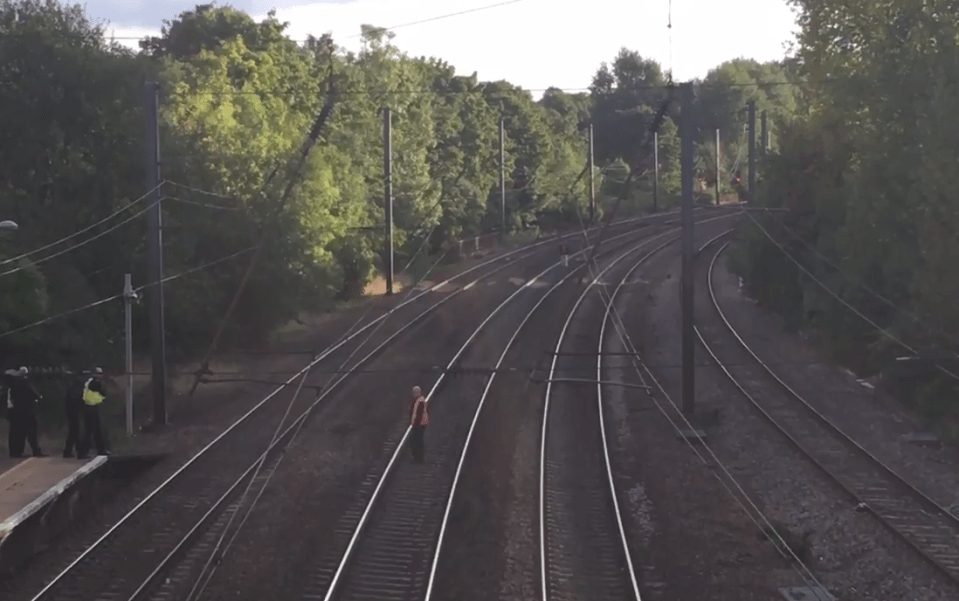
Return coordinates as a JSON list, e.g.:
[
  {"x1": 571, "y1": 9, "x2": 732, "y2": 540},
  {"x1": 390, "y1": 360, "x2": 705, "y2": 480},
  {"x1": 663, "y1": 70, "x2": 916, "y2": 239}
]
[
  {"x1": 183, "y1": 157, "x2": 610, "y2": 597},
  {"x1": 565, "y1": 206, "x2": 827, "y2": 591},
  {"x1": 165, "y1": 180, "x2": 238, "y2": 201},
  {"x1": 184, "y1": 211, "x2": 459, "y2": 601},
  {"x1": 187, "y1": 43, "x2": 338, "y2": 398},
  {"x1": 164, "y1": 194, "x2": 240, "y2": 212},
  {"x1": 744, "y1": 209, "x2": 959, "y2": 382},
  {"x1": 0, "y1": 197, "x2": 163, "y2": 278},
  {"x1": 342, "y1": 0, "x2": 526, "y2": 39},
  {"x1": 164, "y1": 78, "x2": 840, "y2": 100},
  {"x1": 756, "y1": 207, "x2": 959, "y2": 350},
  {"x1": 0, "y1": 246, "x2": 256, "y2": 340},
  {"x1": 0, "y1": 182, "x2": 162, "y2": 268}
]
